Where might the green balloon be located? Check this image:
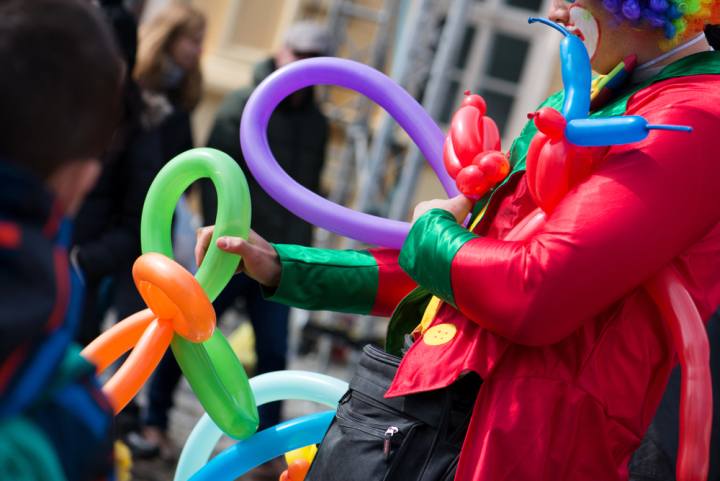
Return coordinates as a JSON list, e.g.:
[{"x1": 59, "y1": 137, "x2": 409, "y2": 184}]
[{"x1": 141, "y1": 148, "x2": 258, "y2": 439}]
